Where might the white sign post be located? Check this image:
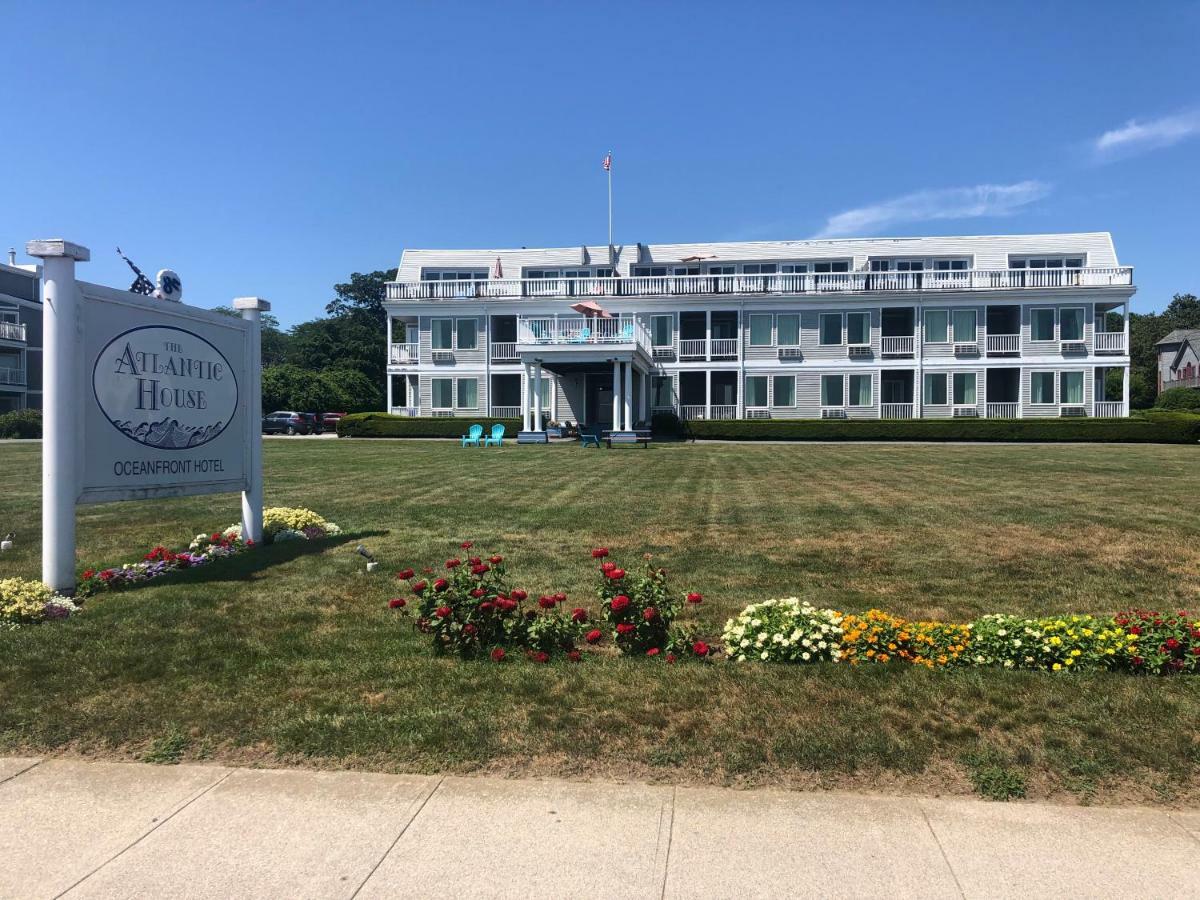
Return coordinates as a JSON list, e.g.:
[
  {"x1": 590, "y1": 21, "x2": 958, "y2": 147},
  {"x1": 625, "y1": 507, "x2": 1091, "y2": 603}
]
[{"x1": 27, "y1": 239, "x2": 266, "y2": 594}]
